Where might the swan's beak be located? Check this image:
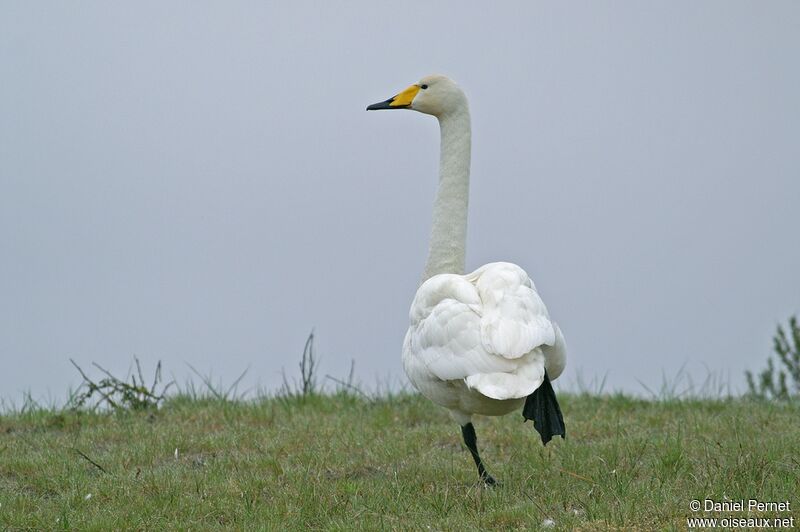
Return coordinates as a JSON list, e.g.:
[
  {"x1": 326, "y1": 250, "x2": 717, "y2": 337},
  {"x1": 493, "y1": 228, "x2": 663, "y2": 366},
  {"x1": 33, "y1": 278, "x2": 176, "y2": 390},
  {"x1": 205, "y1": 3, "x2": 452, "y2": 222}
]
[{"x1": 366, "y1": 84, "x2": 420, "y2": 111}]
